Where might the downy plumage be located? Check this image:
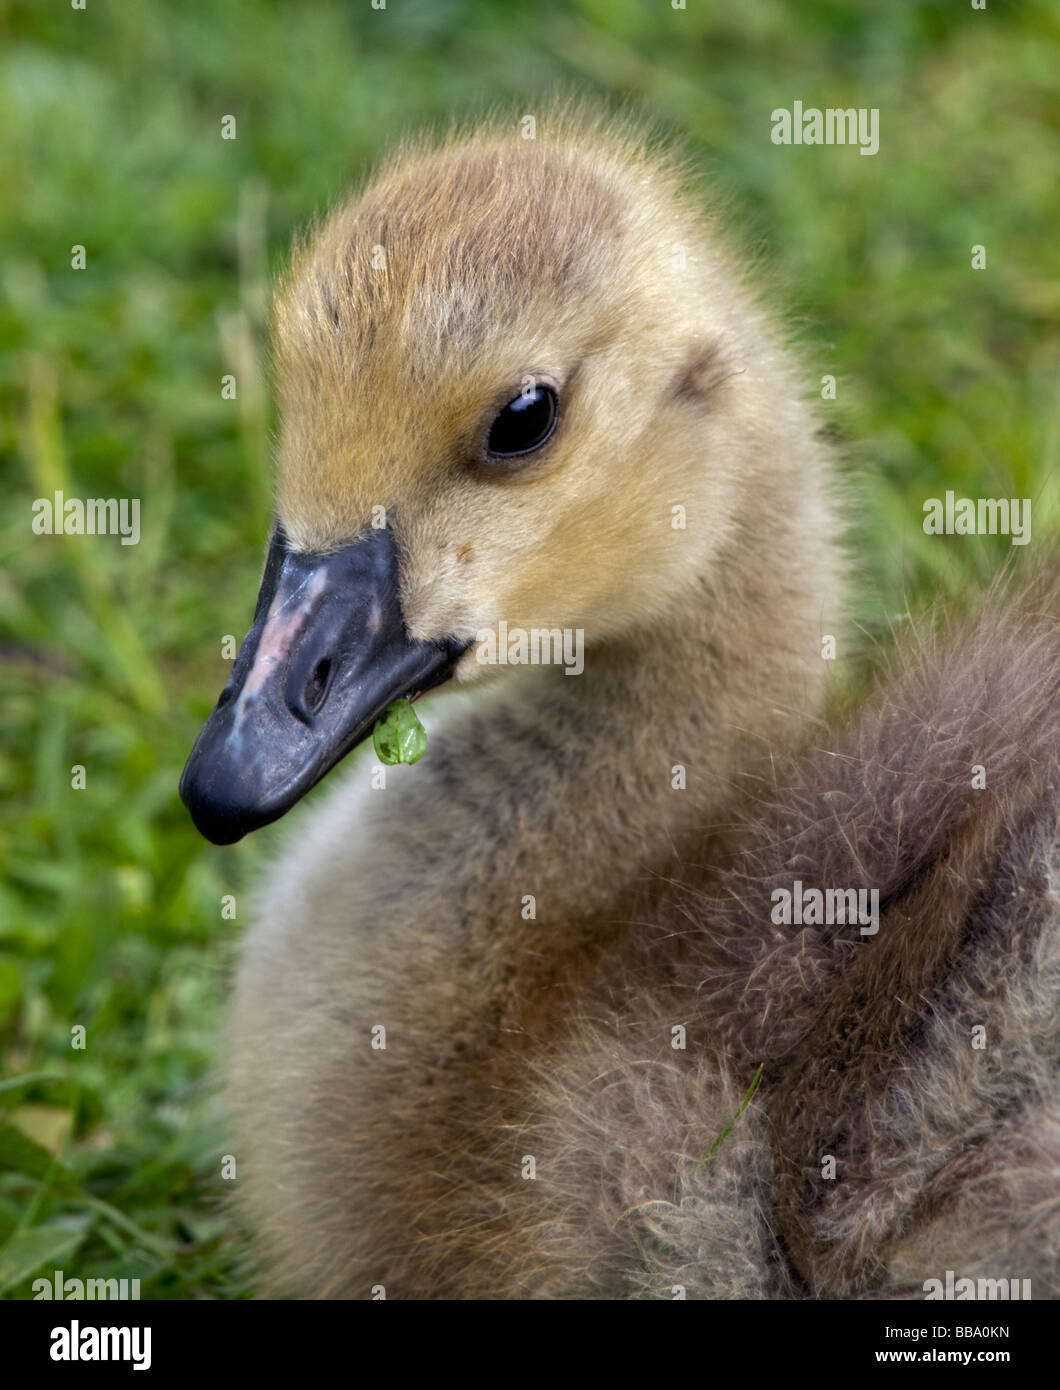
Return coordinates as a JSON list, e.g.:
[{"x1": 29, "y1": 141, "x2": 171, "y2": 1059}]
[{"x1": 178, "y1": 110, "x2": 1058, "y2": 1299}]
